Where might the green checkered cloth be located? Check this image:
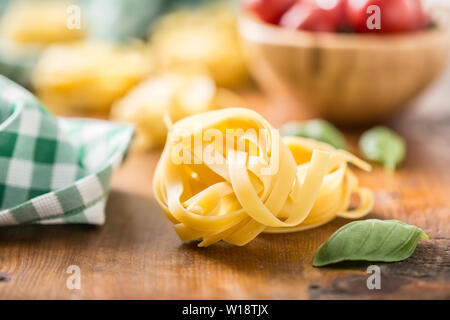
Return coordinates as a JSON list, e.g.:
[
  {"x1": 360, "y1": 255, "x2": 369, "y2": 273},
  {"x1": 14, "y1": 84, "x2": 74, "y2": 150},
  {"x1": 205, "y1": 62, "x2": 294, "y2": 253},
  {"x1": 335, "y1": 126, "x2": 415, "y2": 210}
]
[{"x1": 0, "y1": 75, "x2": 134, "y2": 225}]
